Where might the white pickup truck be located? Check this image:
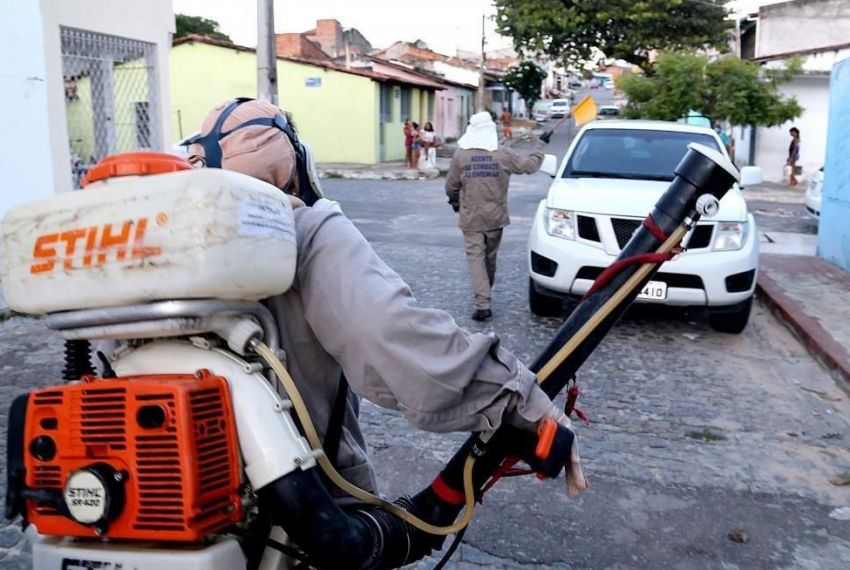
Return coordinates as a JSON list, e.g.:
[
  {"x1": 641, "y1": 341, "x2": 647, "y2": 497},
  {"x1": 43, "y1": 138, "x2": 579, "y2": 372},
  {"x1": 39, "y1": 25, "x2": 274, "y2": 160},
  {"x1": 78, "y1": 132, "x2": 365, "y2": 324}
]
[{"x1": 528, "y1": 120, "x2": 763, "y2": 333}]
